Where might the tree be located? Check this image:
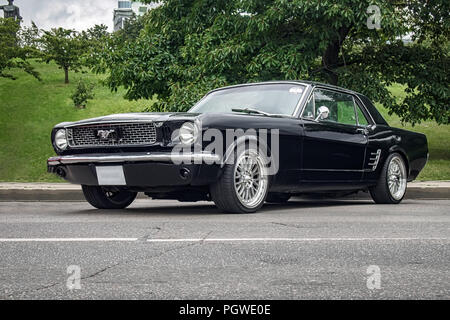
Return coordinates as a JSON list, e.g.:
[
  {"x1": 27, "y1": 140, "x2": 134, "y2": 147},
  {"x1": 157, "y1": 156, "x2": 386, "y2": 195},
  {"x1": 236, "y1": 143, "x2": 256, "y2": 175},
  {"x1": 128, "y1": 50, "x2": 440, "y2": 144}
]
[
  {"x1": 80, "y1": 24, "x2": 110, "y2": 70},
  {"x1": 100, "y1": 0, "x2": 449, "y2": 125},
  {"x1": 96, "y1": 15, "x2": 147, "y2": 92},
  {"x1": 0, "y1": 18, "x2": 40, "y2": 80},
  {"x1": 40, "y1": 28, "x2": 86, "y2": 84},
  {"x1": 94, "y1": 15, "x2": 144, "y2": 73},
  {"x1": 18, "y1": 21, "x2": 41, "y2": 55},
  {"x1": 71, "y1": 79, "x2": 95, "y2": 108}
]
